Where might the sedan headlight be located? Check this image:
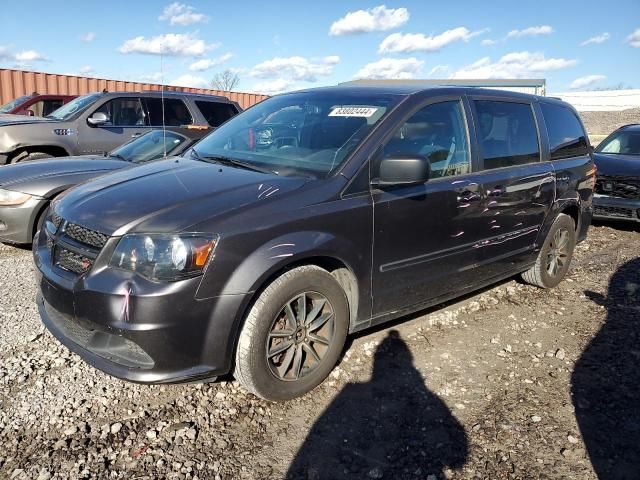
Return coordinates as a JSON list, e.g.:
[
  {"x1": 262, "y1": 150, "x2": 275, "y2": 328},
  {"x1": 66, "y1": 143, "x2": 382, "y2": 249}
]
[
  {"x1": 110, "y1": 234, "x2": 219, "y2": 281},
  {"x1": 0, "y1": 188, "x2": 32, "y2": 206}
]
